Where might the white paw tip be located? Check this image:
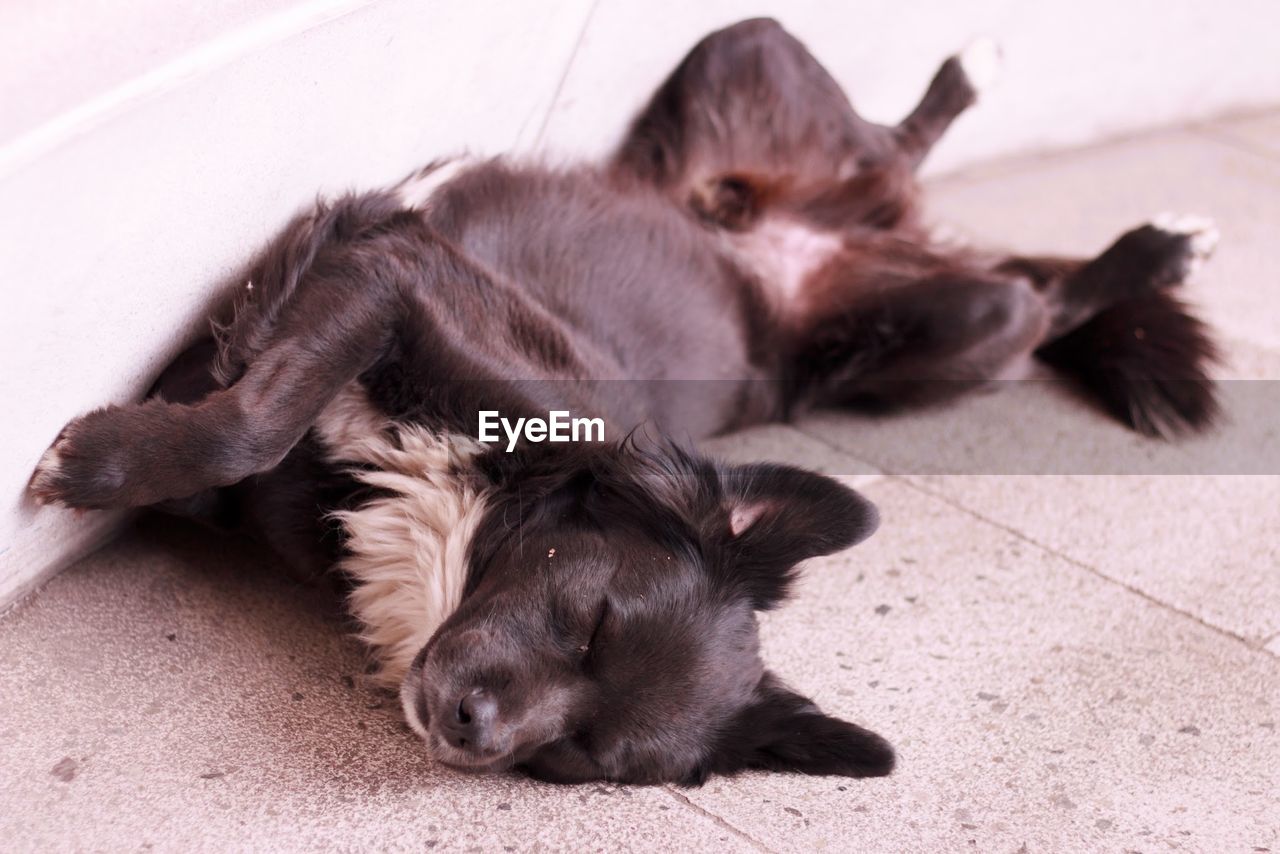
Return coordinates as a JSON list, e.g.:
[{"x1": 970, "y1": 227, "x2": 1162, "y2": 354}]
[
  {"x1": 928, "y1": 222, "x2": 970, "y2": 248},
  {"x1": 30, "y1": 443, "x2": 65, "y2": 504},
  {"x1": 959, "y1": 37, "x2": 1003, "y2": 93},
  {"x1": 1153, "y1": 212, "x2": 1220, "y2": 258}
]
